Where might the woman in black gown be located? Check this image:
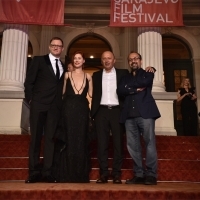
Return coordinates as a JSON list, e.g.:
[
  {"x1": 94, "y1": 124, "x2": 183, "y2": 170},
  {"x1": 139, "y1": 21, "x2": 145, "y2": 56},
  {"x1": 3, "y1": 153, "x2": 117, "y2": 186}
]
[
  {"x1": 177, "y1": 78, "x2": 198, "y2": 136},
  {"x1": 53, "y1": 51, "x2": 93, "y2": 182}
]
